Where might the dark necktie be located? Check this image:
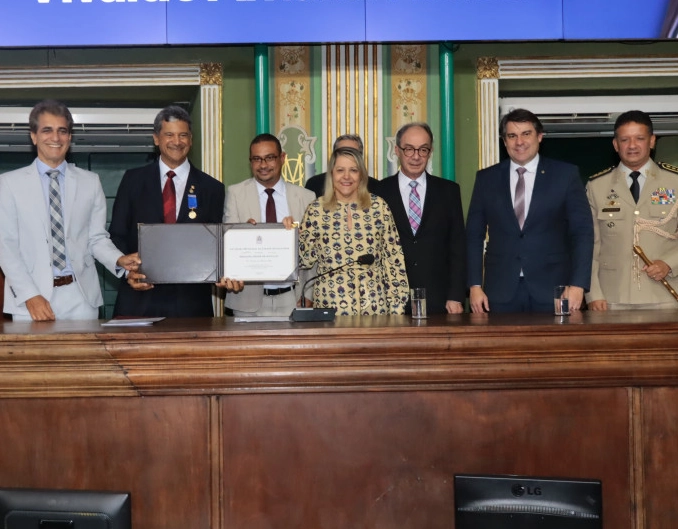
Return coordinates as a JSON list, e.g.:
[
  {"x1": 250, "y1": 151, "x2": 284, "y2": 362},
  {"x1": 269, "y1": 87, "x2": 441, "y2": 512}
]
[
  {"x1": 629, "y1": 171, "x2": 641, "y2": 203},
  {"x1": 514, "y1": 167, "x2": 526, "y2": 229},
  {"x1": 163, "y1": 170, "x2": 176, "y2": 224},
  {"x1": 265, "y1": 188, "x2": 276, "y2": 223},
  {"x1": 46, "y1": 169, "x2": 67, "y2": 271}
]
